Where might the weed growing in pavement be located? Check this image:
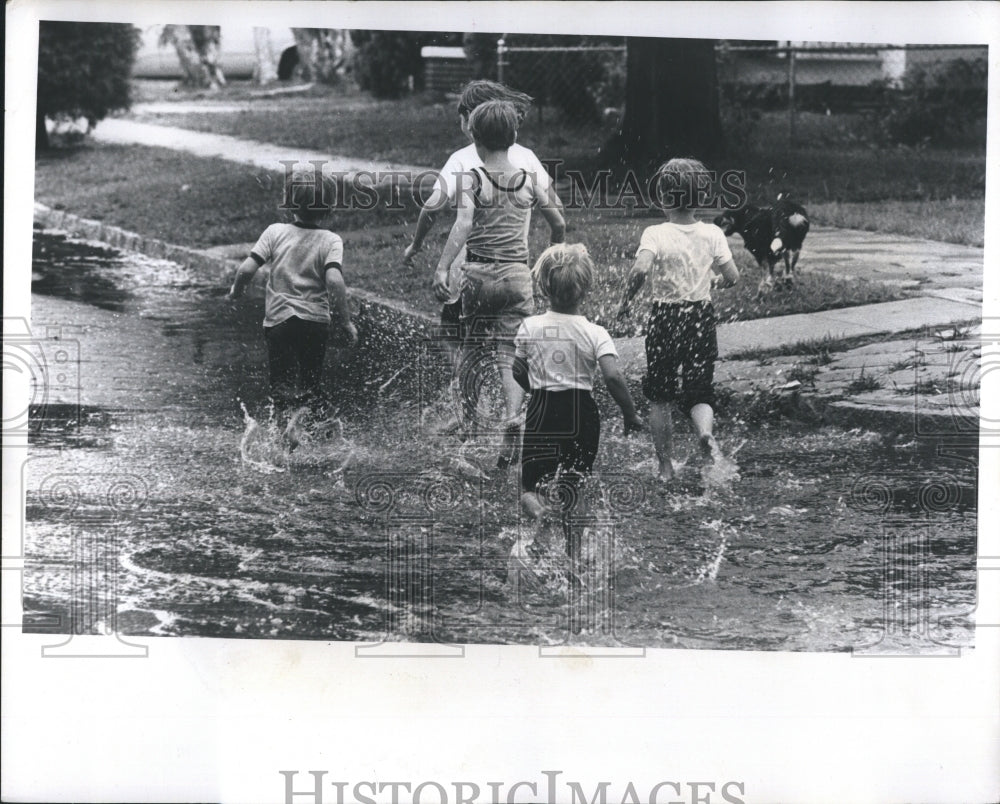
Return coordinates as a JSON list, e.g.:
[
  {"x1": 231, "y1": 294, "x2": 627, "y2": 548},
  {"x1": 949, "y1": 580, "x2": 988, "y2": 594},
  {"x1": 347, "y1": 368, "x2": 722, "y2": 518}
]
[{"x1": 845, "y1": 368, "x2": 883, "y2": 395}]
